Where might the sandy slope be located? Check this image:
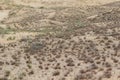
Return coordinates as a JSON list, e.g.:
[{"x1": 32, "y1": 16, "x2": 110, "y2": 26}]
[{"x1": 1, "y1": 0, "x2": 120, "y2": 7}]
